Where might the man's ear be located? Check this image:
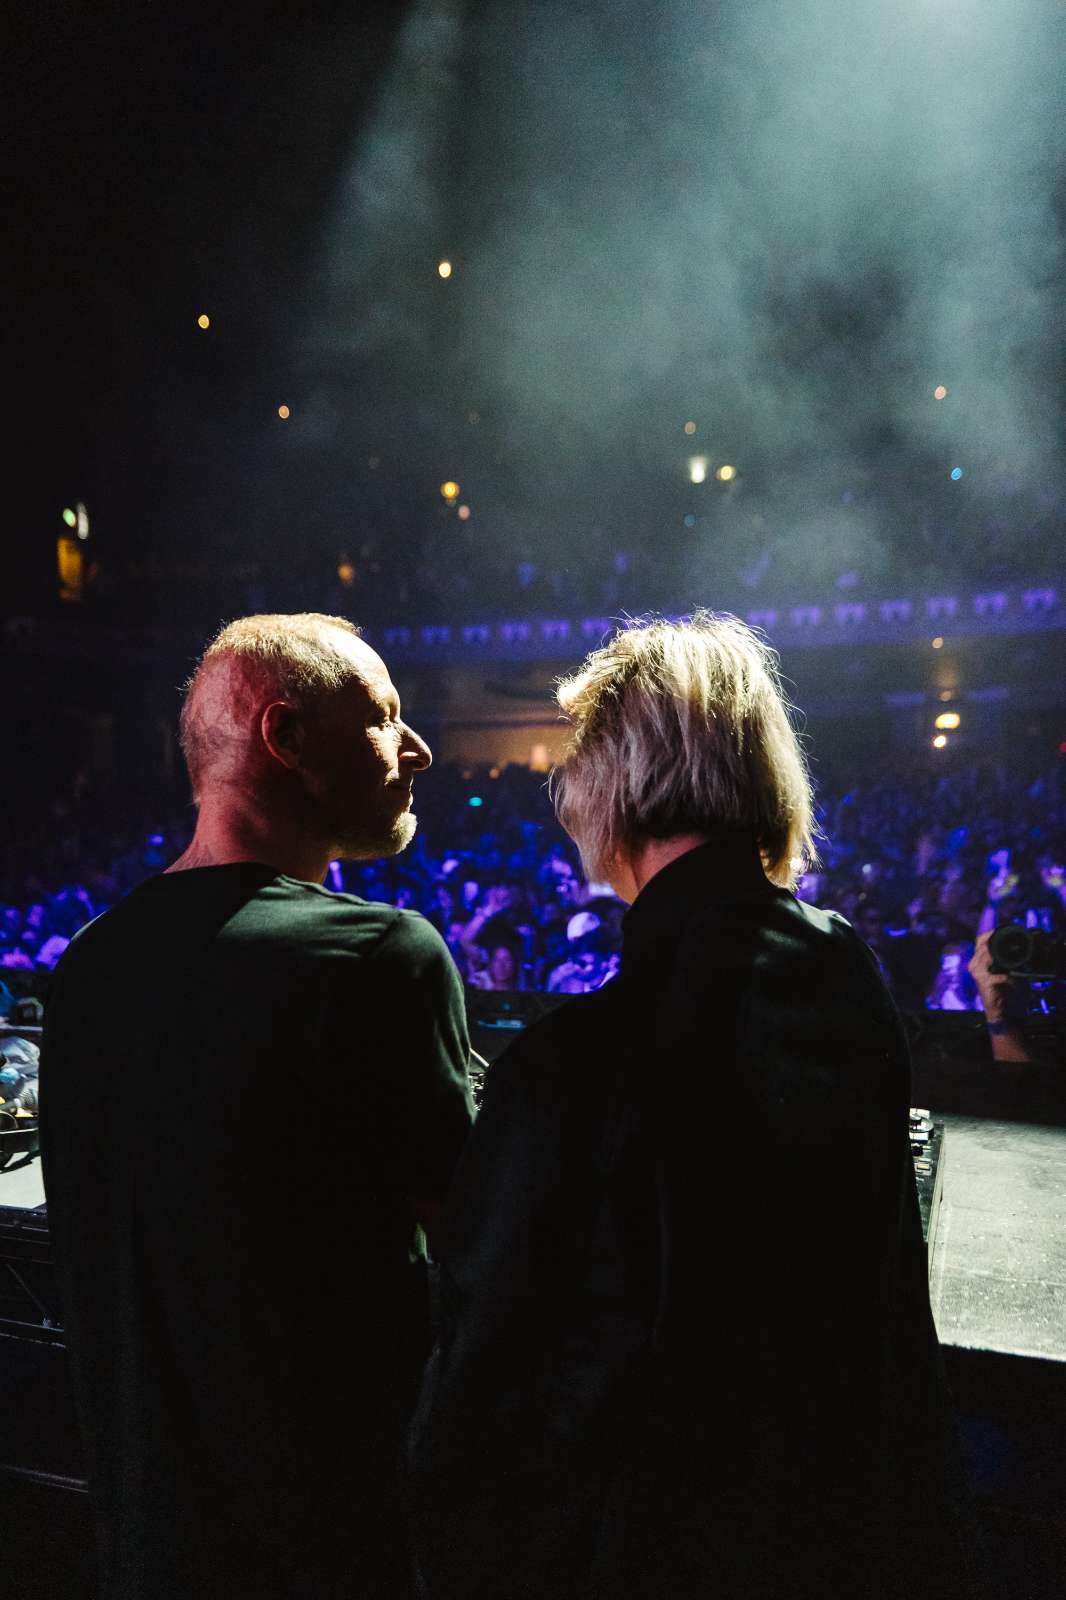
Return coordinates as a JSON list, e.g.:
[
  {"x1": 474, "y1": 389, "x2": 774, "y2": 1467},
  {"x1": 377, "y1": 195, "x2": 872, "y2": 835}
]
[{"x1": 261, "y1": 702, "x2": 305, "y2": 770}]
